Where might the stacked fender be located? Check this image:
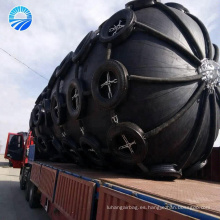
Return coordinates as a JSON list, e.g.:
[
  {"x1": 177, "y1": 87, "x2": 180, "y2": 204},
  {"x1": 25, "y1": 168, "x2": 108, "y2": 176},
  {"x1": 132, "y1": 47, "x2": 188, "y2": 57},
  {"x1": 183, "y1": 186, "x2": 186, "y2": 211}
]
[{"x1": 29, "y1": 0, "x2": 220, "y2": 179}]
